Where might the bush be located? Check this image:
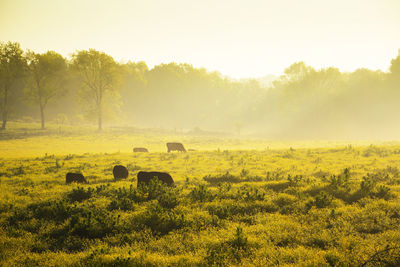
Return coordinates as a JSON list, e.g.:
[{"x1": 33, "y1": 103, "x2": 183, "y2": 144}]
[
  {"x1": 360, "y1": 175, "x2": 377, "y2": 196},
  {"x1": 107, "y1": 198, "x2": 134, "y2": 211},
  {"x1": 67, "y1": 187, "x2": 93, "y2": 202},
  {"x1": 203, "y1": 172, "x2": 241, "y2": 184},
  {"x1": 138, "y1": 178, "x2": 168, "y2": 201},
  {"x1": 230, "y1": 226, "x2": 248, "y2": 249},
  {"x1": 190, "y1": 184, "x2": 214, "y2": 202},
  {"x1": 29, "y1": 200, "x2": 72, "y2": 222},
  {"x1": 140, "y1": 203, "x2": 186, "y2": 235},
  {"x1": 11, "y1": 165, "x2": 25, "y2": 176},
  {"x1": 207, "y1": 203, "x2": 232, "y2": 219},
  {"x1": 373, "y1": 185, "x2": 391, "y2": 199},
  {"x1": 315, "y1": 191, "x2": 333, "y2": 208},
  {"x1": 287, "y1": 174, "x2": 303, "y2": 186},
  {"x1": 205, "y1": 226, "x2": 251, "y2": 265},
  {"x1": 68, "y1": 207, "x2": 118, "y2": 238},
  {"x1": 237, "y1": 185, "x2": 265, "y2": 201},
  {"x1": 157, "y1": 188, "x2": 179, "y2": 209},
  {"x1": 328, "y1": 173, "x2": 349, "y2": 191}
]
